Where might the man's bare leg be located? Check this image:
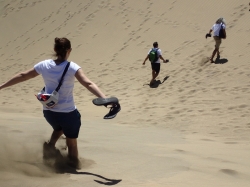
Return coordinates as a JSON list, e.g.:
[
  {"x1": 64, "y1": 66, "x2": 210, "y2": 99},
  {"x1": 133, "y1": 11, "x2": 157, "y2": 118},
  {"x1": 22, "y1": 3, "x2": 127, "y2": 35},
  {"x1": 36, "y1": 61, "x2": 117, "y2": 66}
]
[
  {"x1": 150, "y1": 70, "x2": 158, "y2": 85},
  {"x1": 216, "y1": 50, "x2": 220, "y2": 58},
  {"x1": 210, "y1": 48, "x2": 219, "y2": 63}
]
